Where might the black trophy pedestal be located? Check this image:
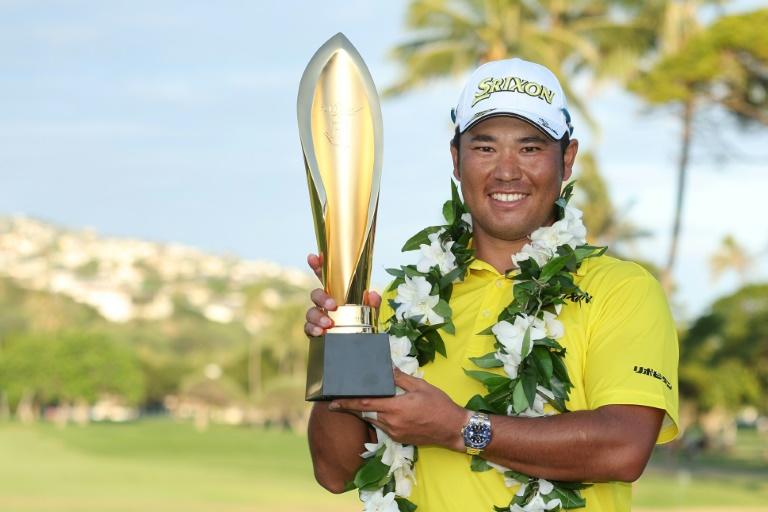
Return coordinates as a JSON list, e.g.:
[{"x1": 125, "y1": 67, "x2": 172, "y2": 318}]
[{"x1": 305, "y1": 332, "x2": 395, "y2": 401}]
